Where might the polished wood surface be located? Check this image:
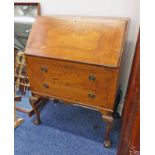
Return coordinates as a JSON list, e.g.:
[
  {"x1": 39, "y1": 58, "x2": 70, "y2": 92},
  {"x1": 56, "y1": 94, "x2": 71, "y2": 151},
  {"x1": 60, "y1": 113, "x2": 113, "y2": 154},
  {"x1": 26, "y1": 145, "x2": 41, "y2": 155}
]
[
  {"x1": 117, "y1": 31, "x2": 140, "y2": 155},
  {"x1": 25, "y1": 16, "x2": 128, "y2": 148},
  {"x1": 26, "y1": 56, "x2": 119, "y2": 110},
  {"x1": 25, "y1": 16, "x2": 128, "y2": 68}
]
